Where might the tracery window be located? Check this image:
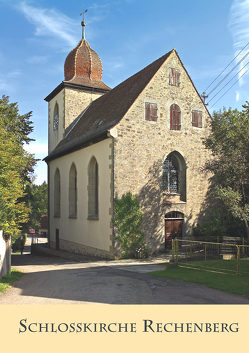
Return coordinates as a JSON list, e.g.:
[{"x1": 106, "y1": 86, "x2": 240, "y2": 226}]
[
  {"x1": 88, "y1": 157, "x2": 98, "y2": 219},
  {"x1": 69, "y1": 163, "x2": 77, "y2": 218},
  {"x1": 53, "y1": 103, "x2": 59, "y2": 131},
  {"x1": 170, "y1": 104, "x2": 181, "y2": 130},
  {"x1": 163, "y1": 155, "x2": 179, "y2": 193}
]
